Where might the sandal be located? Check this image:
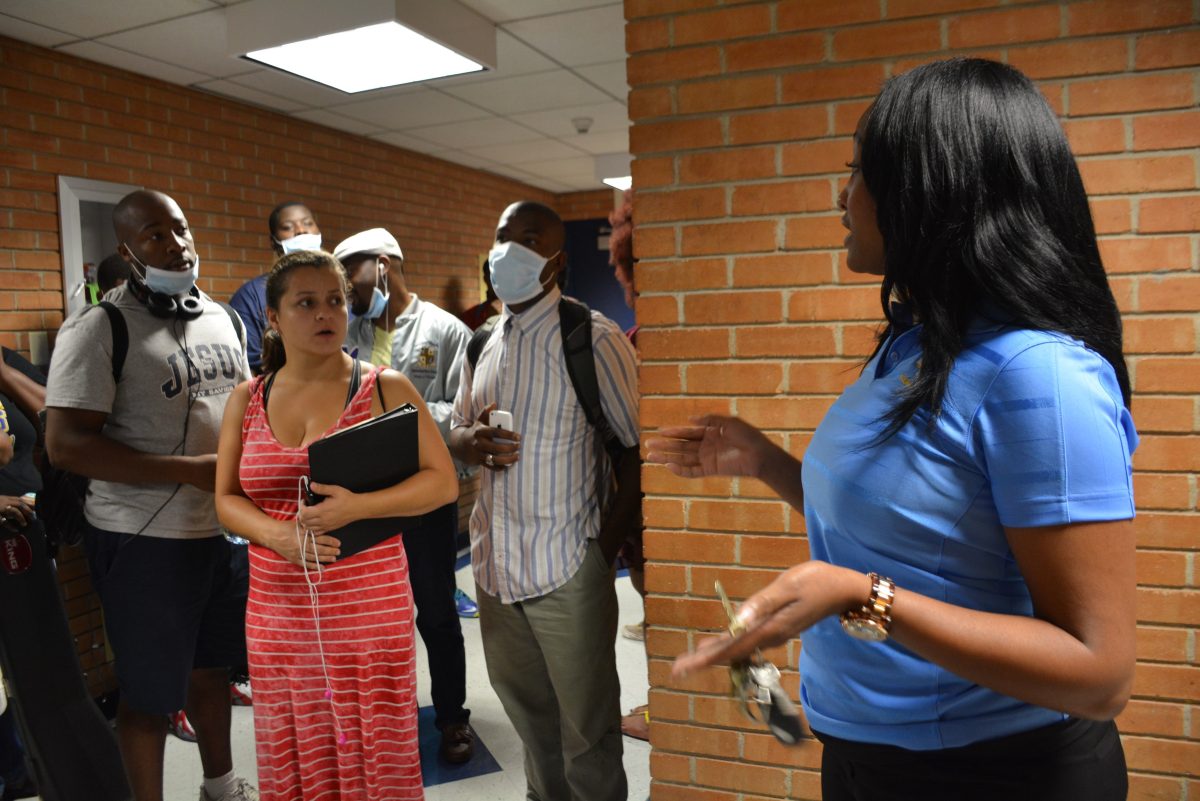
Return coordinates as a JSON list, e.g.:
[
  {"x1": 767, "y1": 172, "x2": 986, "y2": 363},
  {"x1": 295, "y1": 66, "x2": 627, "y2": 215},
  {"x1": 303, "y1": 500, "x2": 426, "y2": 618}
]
[{"x1": 621, "y1": 704, "x2": 649, "y2": 741}]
